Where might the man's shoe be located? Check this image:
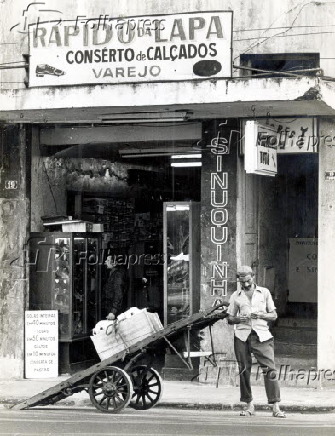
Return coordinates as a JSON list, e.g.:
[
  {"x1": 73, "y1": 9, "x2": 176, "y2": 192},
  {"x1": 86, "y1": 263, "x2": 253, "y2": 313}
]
[
  {"x1": 273, "y1": 410, "x2": 286, "y2": 418},
  {"x1": 36, "y1": 64, "x2": 65, "y2": 77},
  {"x1": 240, "y1": 404, "x2": 255, "y2": 416},
  {"x1": 240, "y1": 409, "x2": 255, "y2": 416}
]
